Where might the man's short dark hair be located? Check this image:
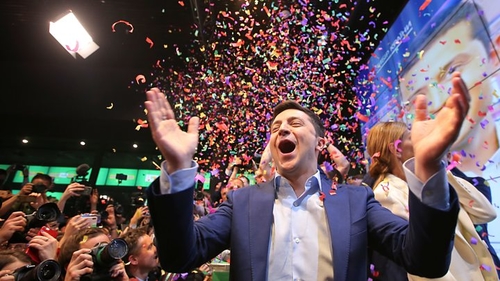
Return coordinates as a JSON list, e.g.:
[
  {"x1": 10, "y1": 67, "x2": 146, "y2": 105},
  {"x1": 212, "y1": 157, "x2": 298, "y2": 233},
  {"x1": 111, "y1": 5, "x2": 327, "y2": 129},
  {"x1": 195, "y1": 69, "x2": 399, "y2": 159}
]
[
  {"x1": 271, "y1": 101, "x2": 325, "y2": 137},
  {"x1": 32, "y1": 173, "x2": 52, "y2": 184}
]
